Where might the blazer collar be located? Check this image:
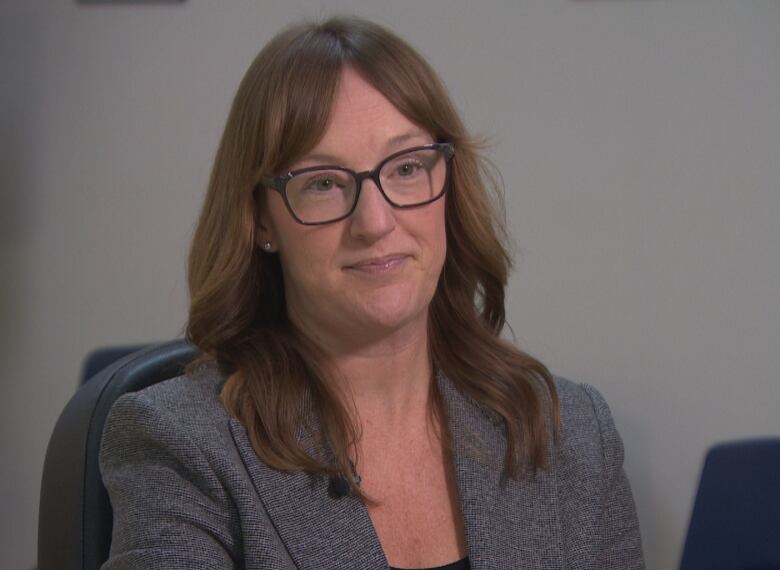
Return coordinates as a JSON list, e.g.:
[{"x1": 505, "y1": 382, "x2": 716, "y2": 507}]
[
  {"x1": 229, "y1": 374, "x2": 560, "y2": 569},
  {"x1": 436, "y1": 374, "x2": 562, "y2": 569}
]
